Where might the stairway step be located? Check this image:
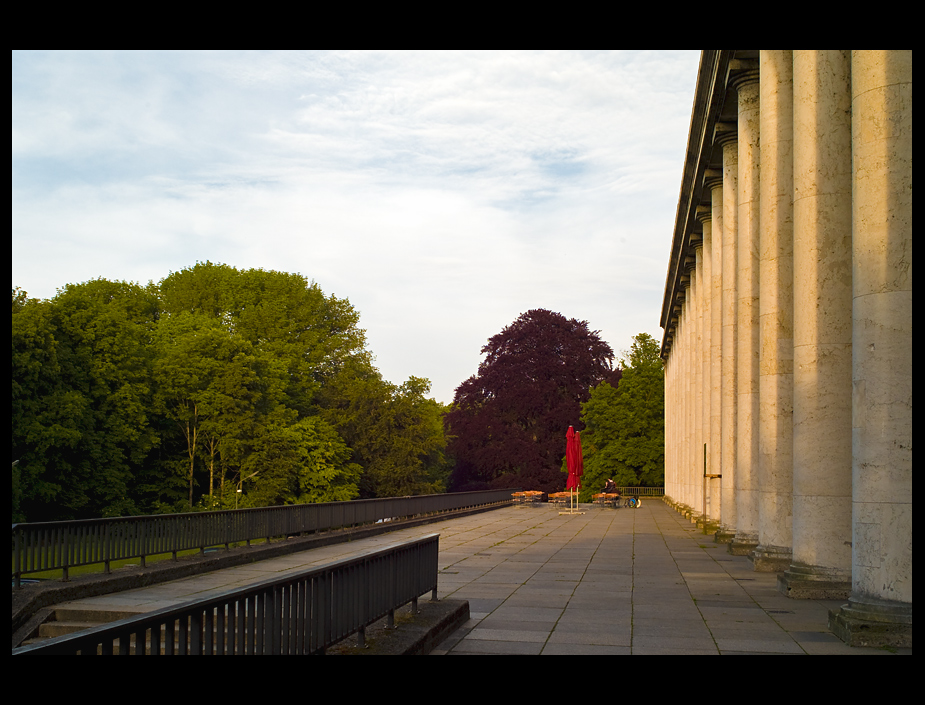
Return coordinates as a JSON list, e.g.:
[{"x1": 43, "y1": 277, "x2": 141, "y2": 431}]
[
  {"x1": 53, "y1": 606, "x2": 148, "y2": 623},
  {"x1": 39, "y1": 620, "x2": 102, "y2": 638}
]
